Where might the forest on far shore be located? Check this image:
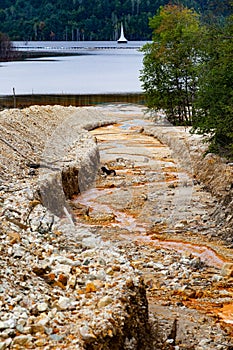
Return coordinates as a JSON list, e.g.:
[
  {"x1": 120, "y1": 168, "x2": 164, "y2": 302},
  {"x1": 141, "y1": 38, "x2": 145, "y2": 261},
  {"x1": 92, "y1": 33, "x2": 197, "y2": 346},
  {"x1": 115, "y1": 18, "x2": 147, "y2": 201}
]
[
  {"x1": 0, "y1": 0, "x2": 231, "y2": 41},
  {"x1": 0, "y1": 0, "x2": 232, "y2": 159}
]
